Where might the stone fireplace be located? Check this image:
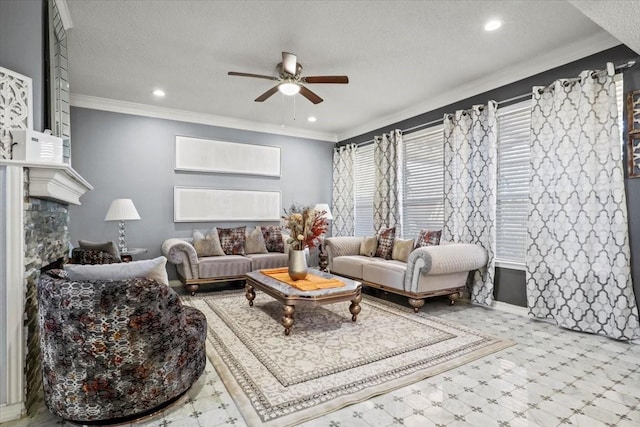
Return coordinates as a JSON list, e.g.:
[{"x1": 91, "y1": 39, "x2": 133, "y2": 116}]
[{"x1": 0, "y1": 162, "x2": 92, "y2": 421}]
